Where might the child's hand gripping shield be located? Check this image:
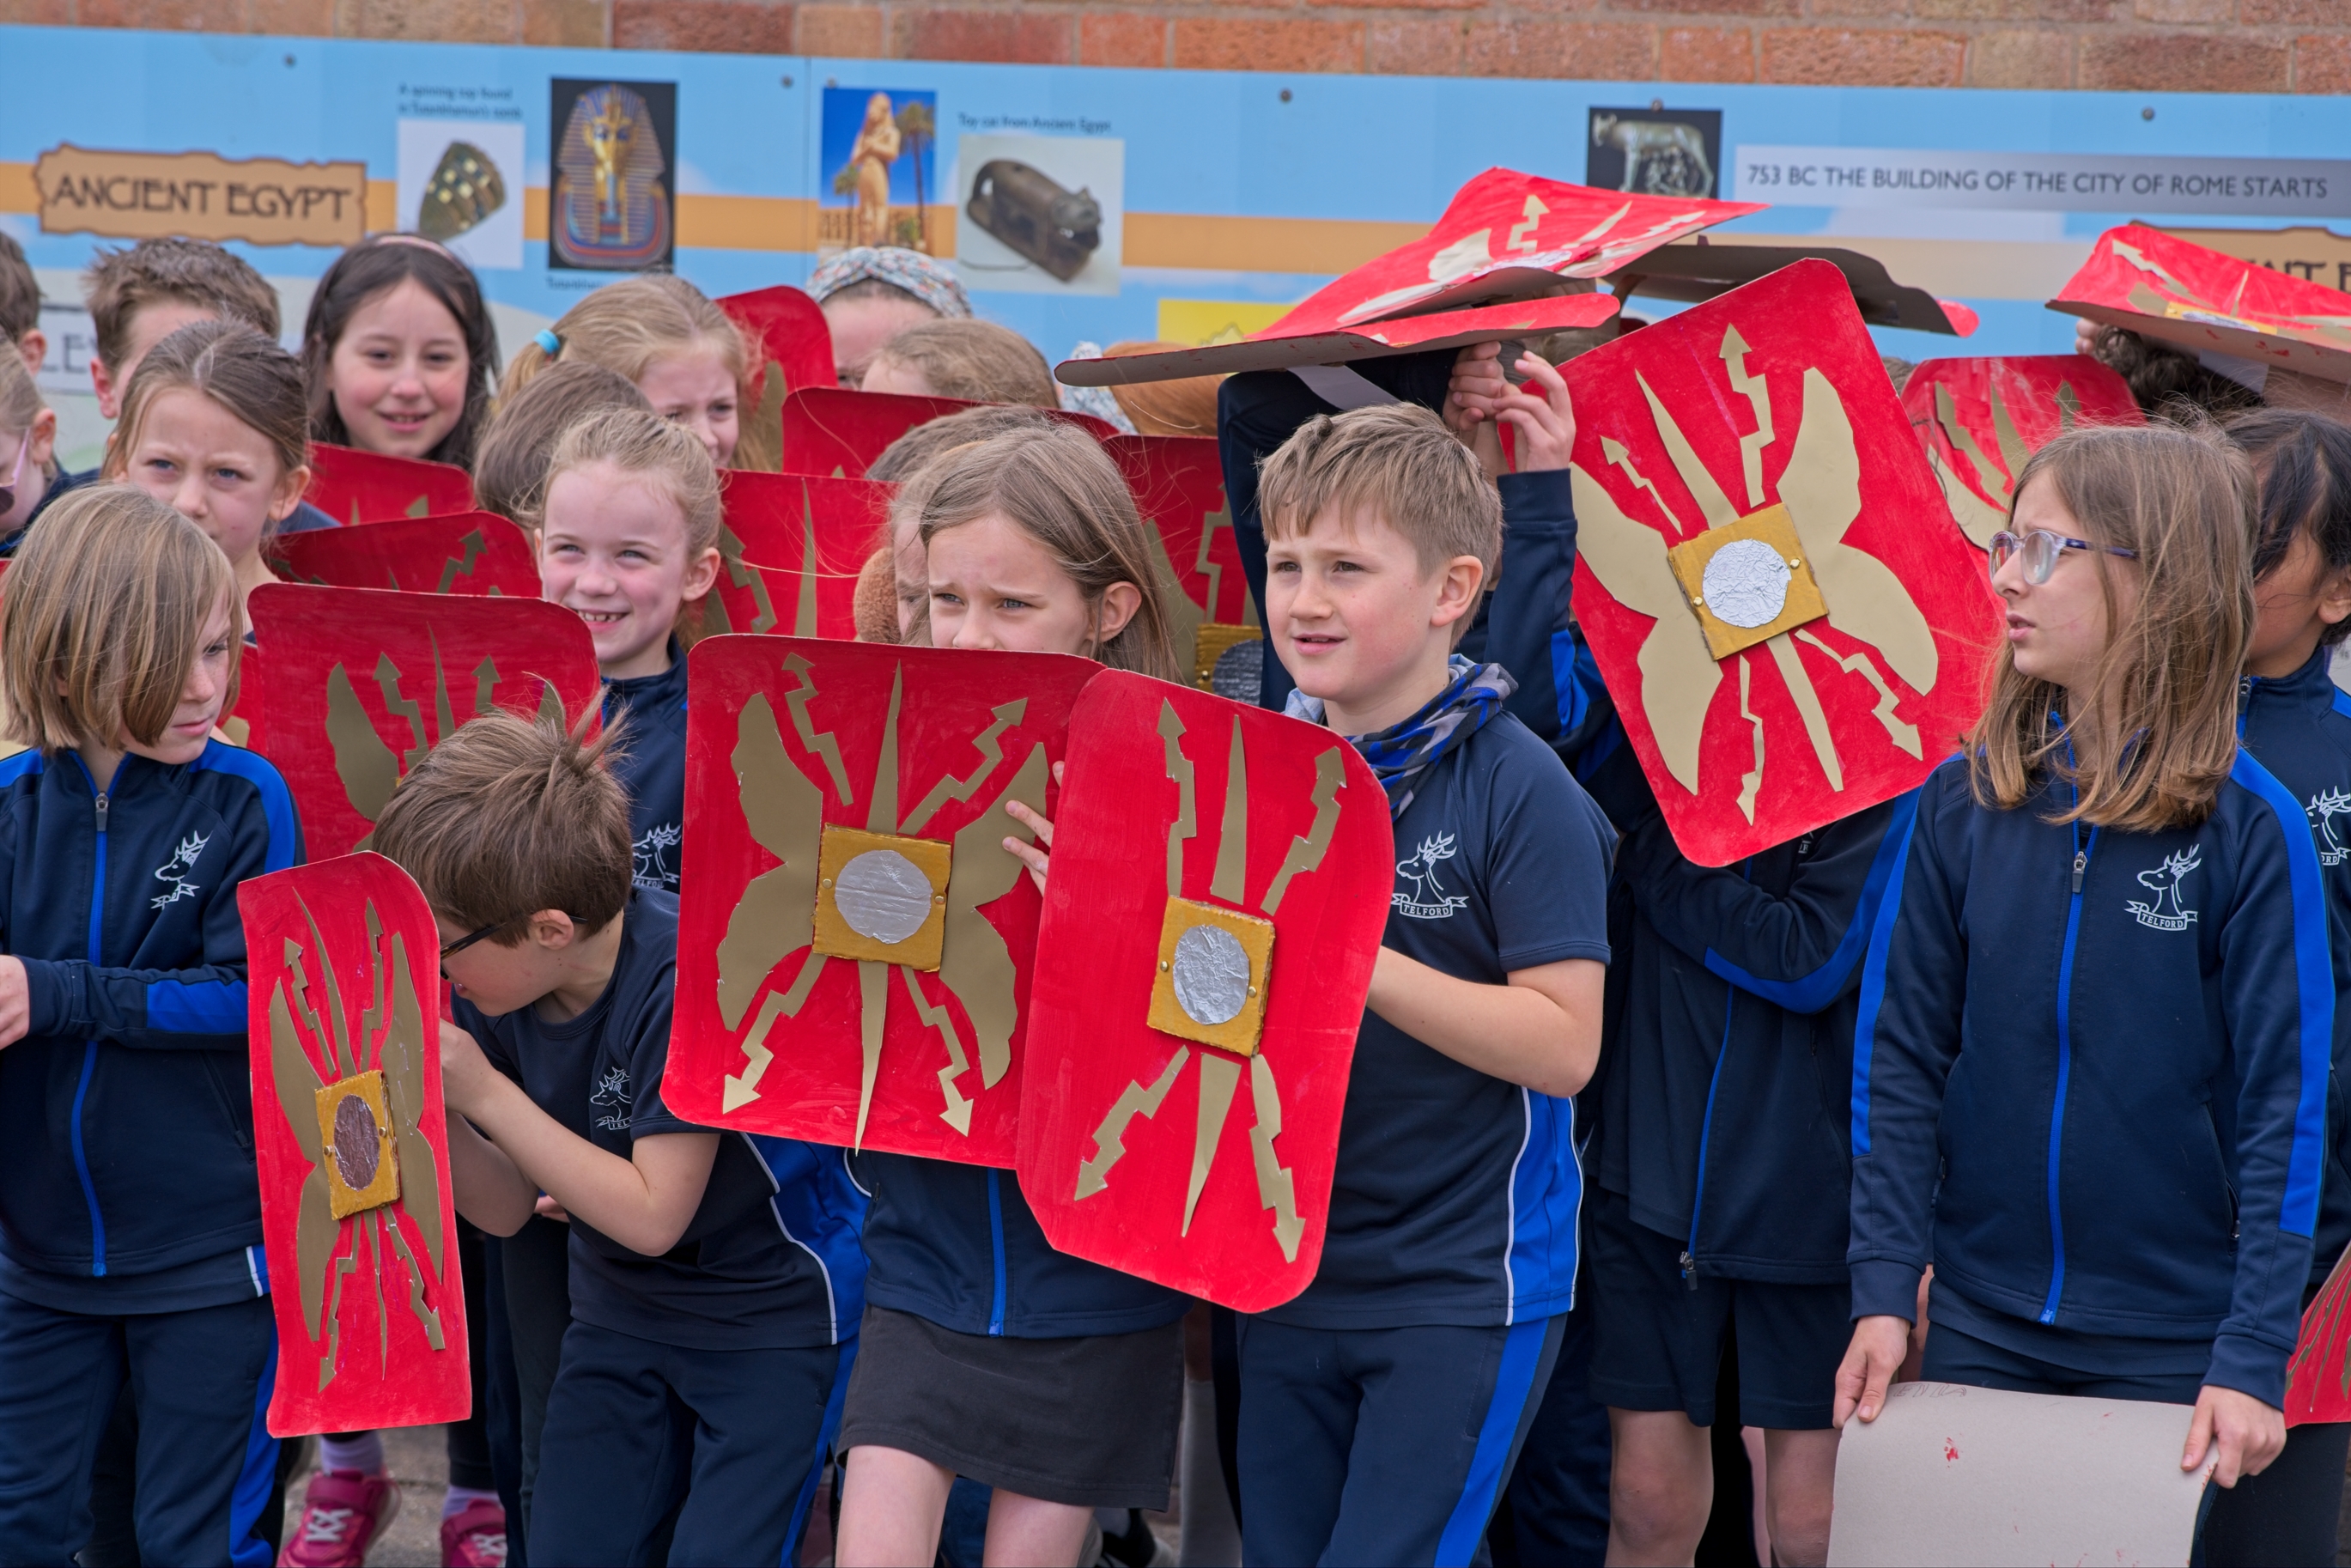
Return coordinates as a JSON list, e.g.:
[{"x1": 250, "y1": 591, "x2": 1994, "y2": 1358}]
[
  {"x1": 701, "y1": 471, "x2": 890, "y2": 641},
  {"x1": 240, "y1": 853, "x2": 466, "y2": 1437},
  {"x1": 246, "y1": 585, "x2": 605, "y2": 860},
  {"x1": 1017, "y1": 677, "x2": 1392, "y2": 1312},
  {"x1": 269, "y1": 511, "x2": 543, "y2": 597},
  {"x1": 304, "y1": 443, "x2": 476, "y2": 526},
  {"x1": 1564, "y1": 258, "x2": 2003, "y2": 867},
  {"x1": 667, "y1": 638, "x2": 1098, "y2": 1165},
  {"x1": 1107, "y1": 435, "x2": 1263, "y2": 696},
  {"x1": 1900, "y1": 355, "x2": 2142, "y2": 549}
]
